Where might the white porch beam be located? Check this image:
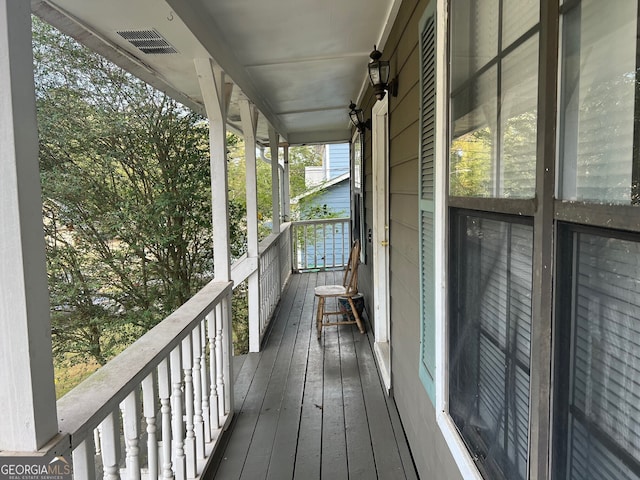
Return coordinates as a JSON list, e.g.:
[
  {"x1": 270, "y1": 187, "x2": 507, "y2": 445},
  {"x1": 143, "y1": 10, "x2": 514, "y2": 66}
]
[
  {"x1": 239, "y1": 97, "x2": 261, "y2": 353},
  {"x1": 0, "y1": 0, "x2": 58, "y2": 451},
  {"x1": 195, "y1": 58, "x2": 233, "y2": 282},
  {"x1": 282, "y1": 144, "x2": 290, "y2": 222},
  {"x1": 268, "y1": 126, "x2": 281, "y2": 234}
]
